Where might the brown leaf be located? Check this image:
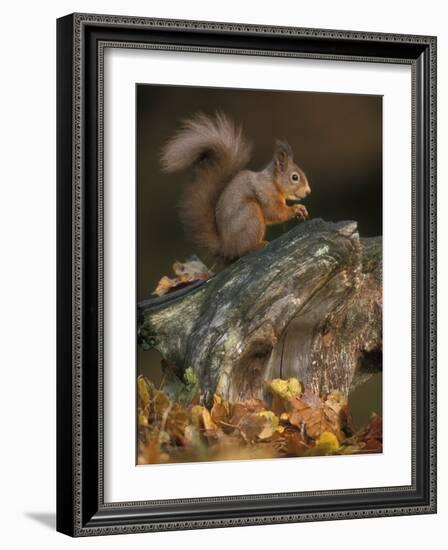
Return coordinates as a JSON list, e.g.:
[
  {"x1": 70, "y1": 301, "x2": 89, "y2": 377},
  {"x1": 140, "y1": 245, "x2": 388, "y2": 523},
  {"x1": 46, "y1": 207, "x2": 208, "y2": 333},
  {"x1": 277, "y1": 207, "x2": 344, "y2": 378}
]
[
  {"x1": 256, "y1": 411, "x2": 280, "y2": 440},
  {"x1": 283, "y1": 429, "x2": 309, "y2": 457},
  {"x1": 270, "y1": 394, "x2": 287, "y2": 416},
  {"x1": 288, "y1": 389, "x2": 347, "y2": 441},
  {"x1": 152, "y1": 391, "x2": 171, "y2": 418},
  {"x1": 166, "y1": 406, "x2": 189, "y2": 442},
  {"x1": 230, "y1": 399, "x2": 266, "y2": 426},
  {"x1": 300, "y1": 390, "x2": 322, "y2": 408},
  {"x1": 339, "y1": 401, "x2": 355, "y2": 436},
  {"x1": 238, "y1": 413, "x2": 266, "y2": 442},
  {"x1": 339, "y1": 414, "x2": 382, "y2": 454},
  {"x1": 360, "y1": 414, "x2": 382, "y2": 452},
  {"x1": 211, "y1": 394, "x2": 231, "y2": 425}
]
